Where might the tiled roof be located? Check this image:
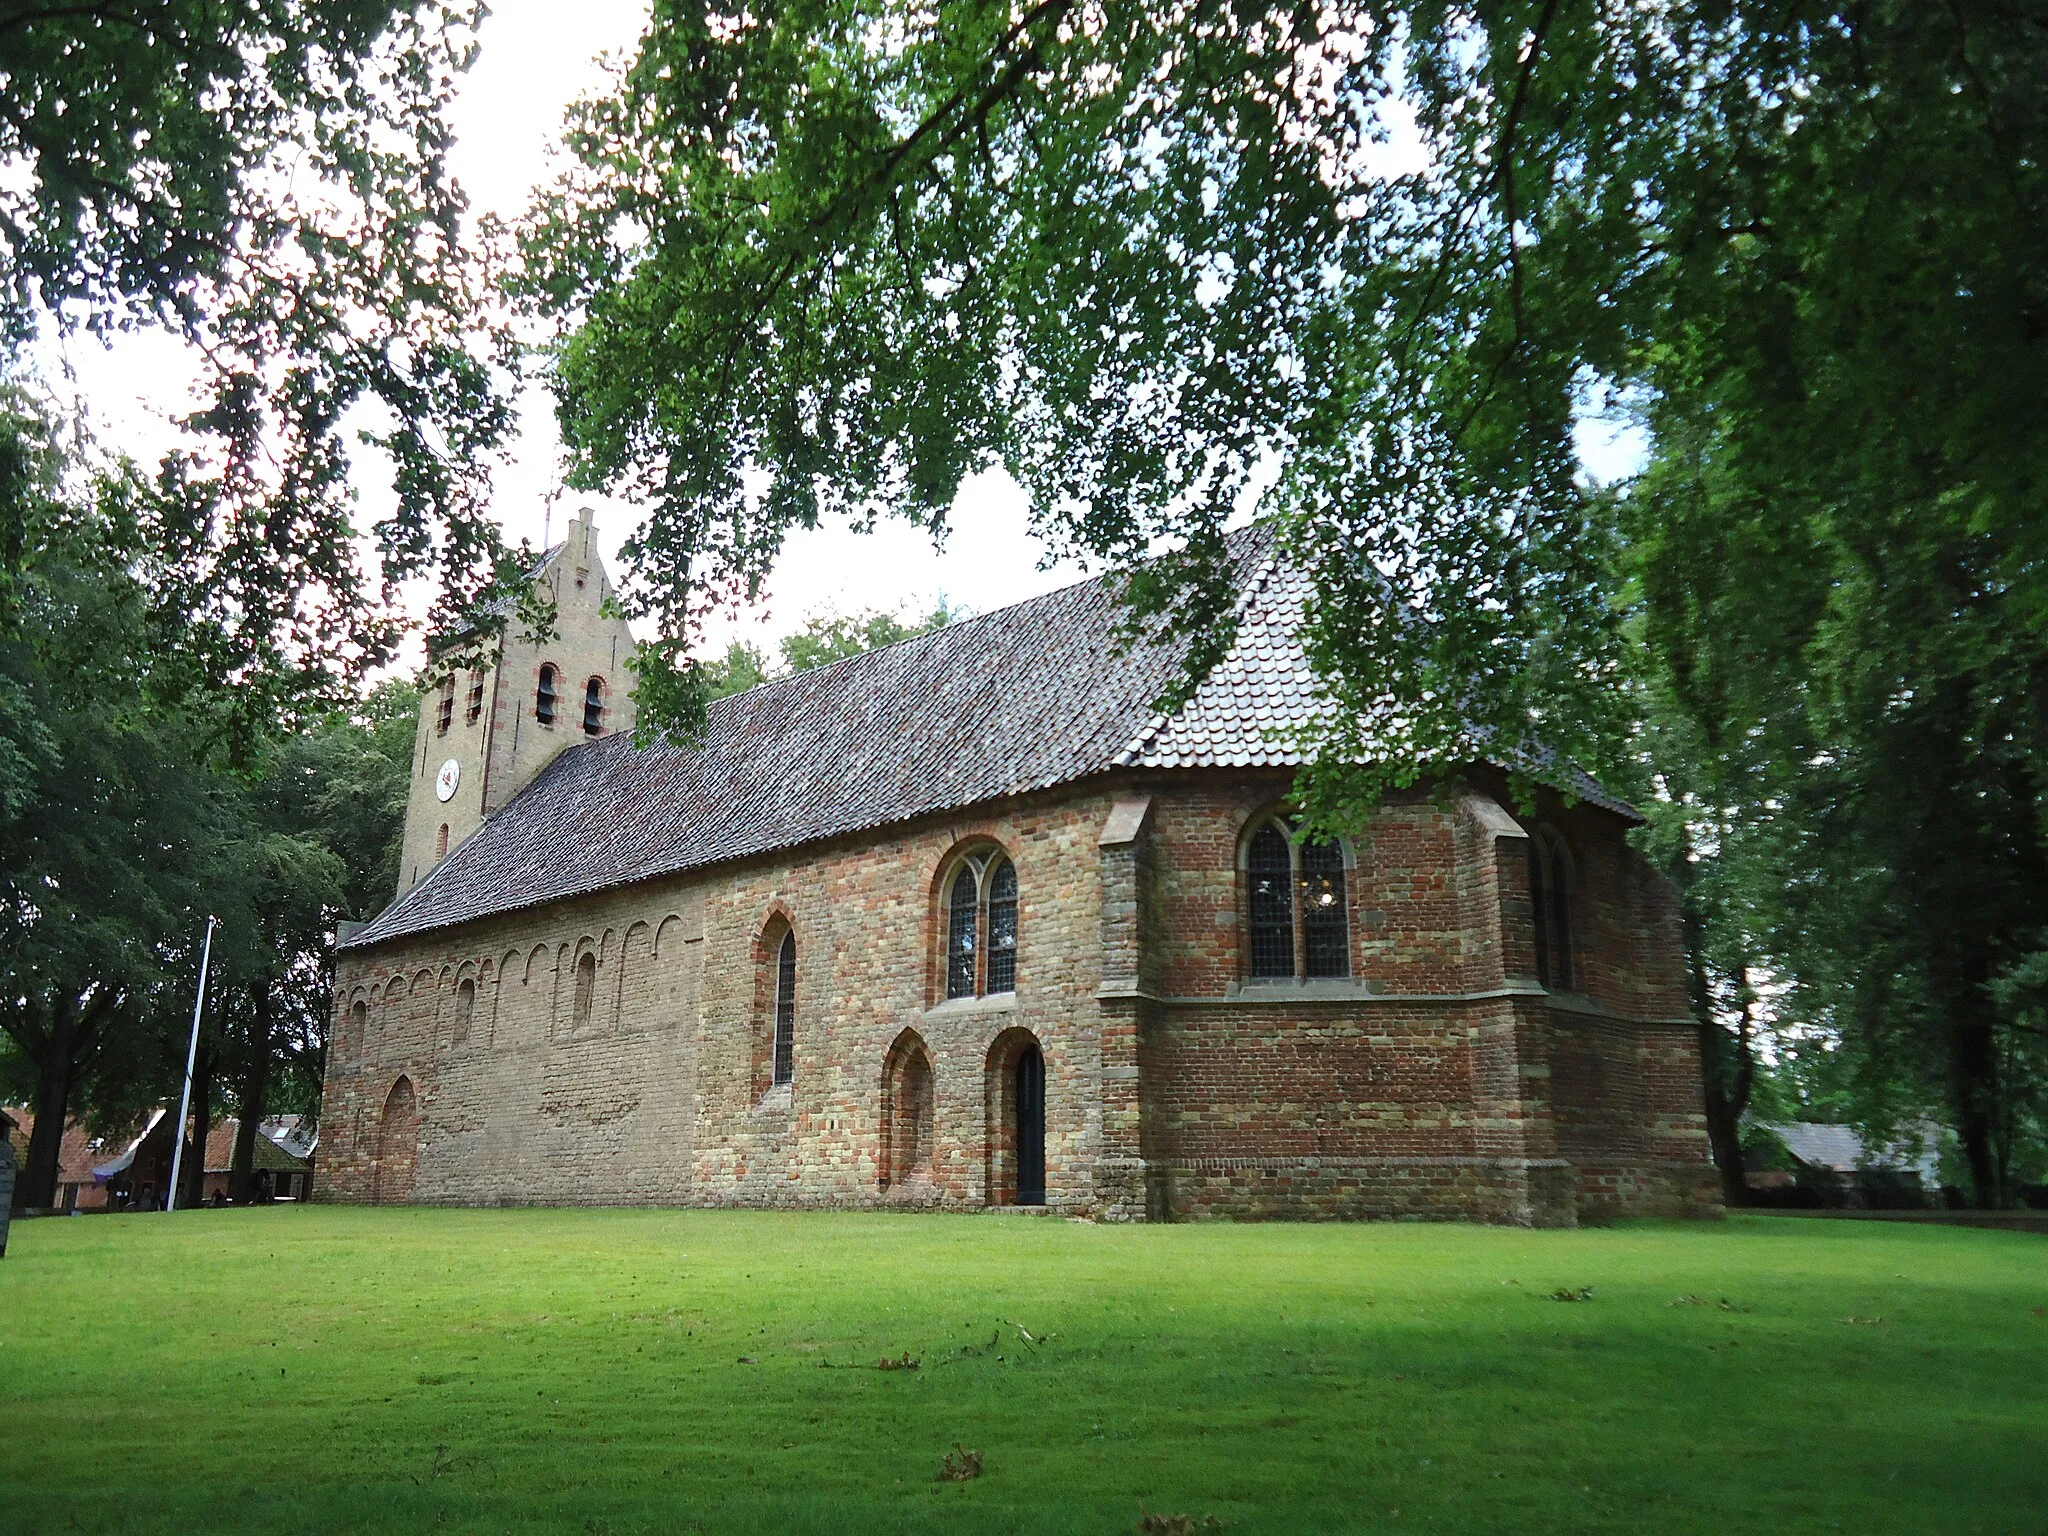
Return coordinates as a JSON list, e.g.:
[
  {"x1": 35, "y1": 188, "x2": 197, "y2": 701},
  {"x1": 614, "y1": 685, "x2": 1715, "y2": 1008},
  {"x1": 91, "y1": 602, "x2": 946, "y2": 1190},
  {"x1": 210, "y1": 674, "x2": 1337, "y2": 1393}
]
[
  {"x1": 346, "y1": 529, "x2": 1633, "y2": 950},
  {"x1": 435, "y1": 542, "x2": 567, "y2": 649}
]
